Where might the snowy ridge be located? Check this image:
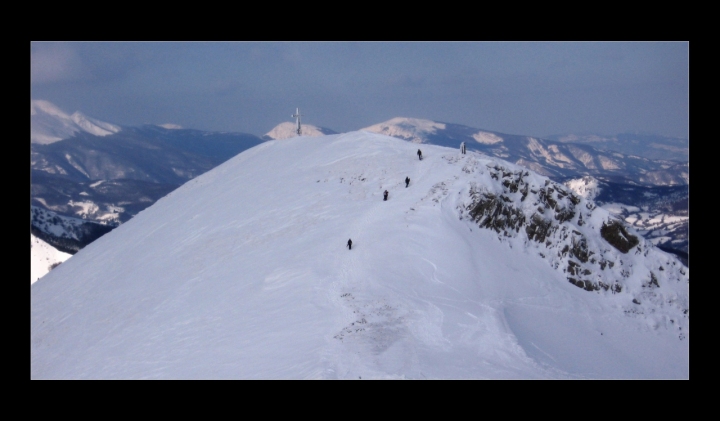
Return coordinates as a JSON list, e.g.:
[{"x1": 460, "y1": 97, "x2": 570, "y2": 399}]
[
  {"x1": 31, "y1": 132, "x2": 688, "y2": 379},
  {"x1": 70, "y1": 111, "x2": 121, "y2": 136},
  {"x1": 31, "y1": 100, "x2": 120, "y2": 144}
]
